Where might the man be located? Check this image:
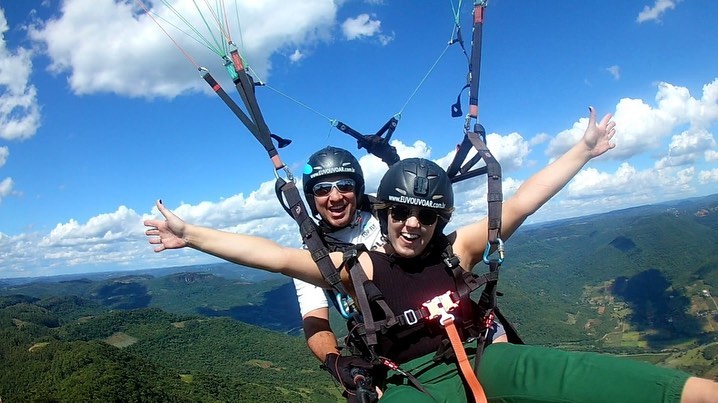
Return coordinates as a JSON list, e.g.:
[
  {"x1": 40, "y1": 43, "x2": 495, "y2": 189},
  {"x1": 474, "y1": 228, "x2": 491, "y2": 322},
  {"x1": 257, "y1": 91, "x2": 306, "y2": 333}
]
[{"x1": 295, "y1": 146, "x2": 385, "y2": 394}]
